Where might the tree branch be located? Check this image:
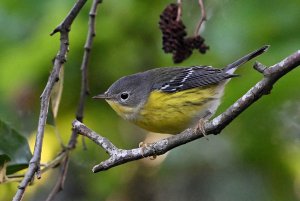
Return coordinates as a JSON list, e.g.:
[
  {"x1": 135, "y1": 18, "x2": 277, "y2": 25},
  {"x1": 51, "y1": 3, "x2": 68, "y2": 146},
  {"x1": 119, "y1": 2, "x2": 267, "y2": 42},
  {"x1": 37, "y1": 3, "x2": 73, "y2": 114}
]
[
  {"x1": 69, "y1": 0, "x2": 102, "y2": 149},
  {"x1": 13, "y1": 1, "x2": 87, "y2": 200},
  {"x1": 46, "y1": 0, "x2": 102, "y2": 200},
  {"x1": 72, "y1": 49, "x2": 300, "y2": 173}
]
